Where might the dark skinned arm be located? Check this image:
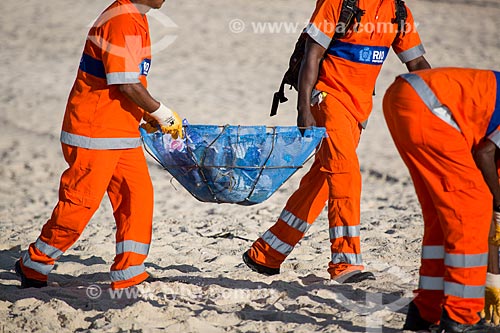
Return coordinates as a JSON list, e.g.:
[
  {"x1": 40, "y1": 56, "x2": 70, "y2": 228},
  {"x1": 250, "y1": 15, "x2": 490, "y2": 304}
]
[
  {"x1": 297, "y1": 36, "x2": 326, "y2": 130},
  {"x1": 474, "y1": 138, "x2": 500, "y2": 274},
  {"x1": 475, "y1": 139, "x2": 500, "y2": 206},
  {"x1": 119, "y1": 83, "x2": 160, "y2": 114},
  {"x1": 405, "y1": 55, "x2": 431, "y2": 72}
]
